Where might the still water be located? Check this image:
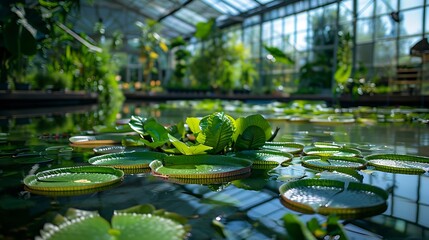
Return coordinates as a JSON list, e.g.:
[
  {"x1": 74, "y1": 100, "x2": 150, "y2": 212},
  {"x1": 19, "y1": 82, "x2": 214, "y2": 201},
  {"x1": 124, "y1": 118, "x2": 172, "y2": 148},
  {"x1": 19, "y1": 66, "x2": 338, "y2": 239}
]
[{"x1": 1, "y1": 101, "x2": 428, "y2": 239}]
